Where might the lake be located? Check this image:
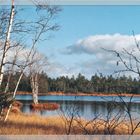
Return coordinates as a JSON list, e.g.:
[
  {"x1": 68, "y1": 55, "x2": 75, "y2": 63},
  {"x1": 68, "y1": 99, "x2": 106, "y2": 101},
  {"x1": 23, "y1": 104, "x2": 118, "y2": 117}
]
[{"x1": 16, "y1": 95, "x2": 140, "y2": 120}]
